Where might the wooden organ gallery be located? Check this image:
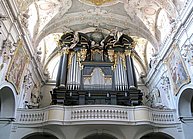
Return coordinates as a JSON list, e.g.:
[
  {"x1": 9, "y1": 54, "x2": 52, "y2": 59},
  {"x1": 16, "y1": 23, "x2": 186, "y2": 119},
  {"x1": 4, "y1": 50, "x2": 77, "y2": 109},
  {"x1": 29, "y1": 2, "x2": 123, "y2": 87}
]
[{"x1": 52, "y1": 31, "x2": 143, "y2": 106}]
